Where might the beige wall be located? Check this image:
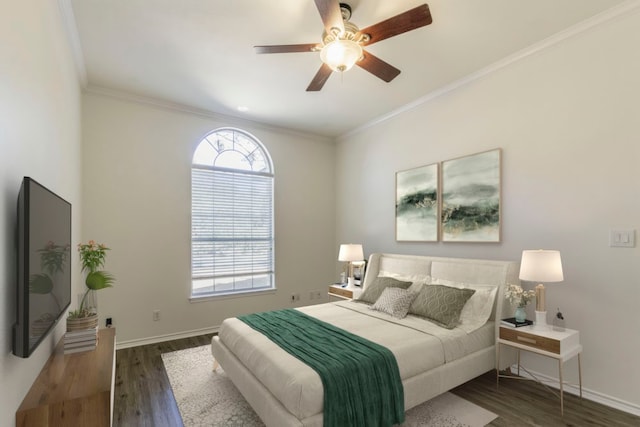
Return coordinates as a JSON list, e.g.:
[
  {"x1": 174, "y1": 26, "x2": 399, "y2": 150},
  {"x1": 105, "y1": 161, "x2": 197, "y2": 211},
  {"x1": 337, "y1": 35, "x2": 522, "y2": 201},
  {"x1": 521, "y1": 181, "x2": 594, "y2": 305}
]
[
  {"x1": 3, "y1": 0, "x2": 638, "y2": 422},
  {"x1": 0, "y1": 0, "x2": 82, "y2": 425},
  {"x1": 336, "y1": 8, "x2": 640, "y2": 412},
  {"x1": 81, "y1": 93, "x2": 336, "y2": 344}
]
